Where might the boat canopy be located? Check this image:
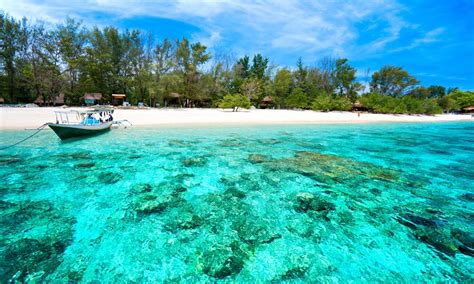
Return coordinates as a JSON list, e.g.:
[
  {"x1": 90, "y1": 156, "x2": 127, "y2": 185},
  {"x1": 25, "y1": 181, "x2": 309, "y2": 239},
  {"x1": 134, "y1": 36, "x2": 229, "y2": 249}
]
[{"x1": 54, "y1": 109, "x2": 114, "y2": 125}]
